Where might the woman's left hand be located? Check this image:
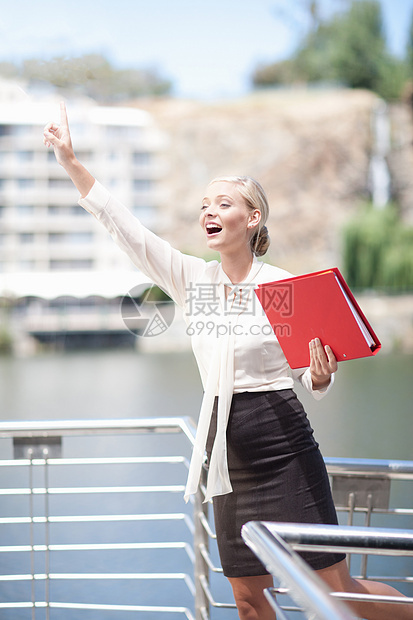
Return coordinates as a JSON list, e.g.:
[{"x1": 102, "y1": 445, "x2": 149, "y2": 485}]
[{"x1": 309, "y1": 338, "x2": 337, "y2": 390}]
